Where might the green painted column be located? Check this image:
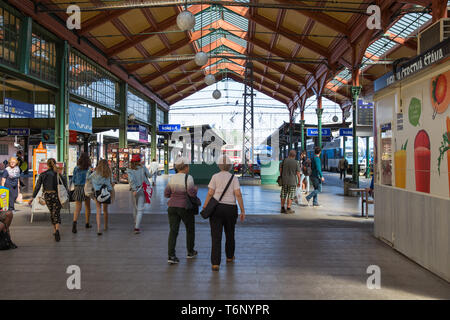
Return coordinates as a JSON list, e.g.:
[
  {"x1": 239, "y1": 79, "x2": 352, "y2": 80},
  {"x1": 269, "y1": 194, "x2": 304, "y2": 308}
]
[
  {"x1": 365, "y1": 136, "x2": 370, "y2": 178},
  {"x1": 316, "y1": 107, "x2": 323, "y2": 149},
  {"x1": 18, "y1": 16, "x2": 32, "y2": 75},
  {"x1": 163, "y1": 110, "x2": 169, "y2": 174},
  {"x1": 56, "y1": 41, "x2": 69, "y2": 164},
  {"x1": 150, "y1": 101, "x2": 157, "y2": 161},
  {"x1": 118, "y1": 82, "x2": 128, "y2": 148},
  {"x1": 351, "y1": 86, "x2": 362, "y2": 186},
  {"x1": 300, "y1": 119, "x2": 305, "y2": 151}
]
